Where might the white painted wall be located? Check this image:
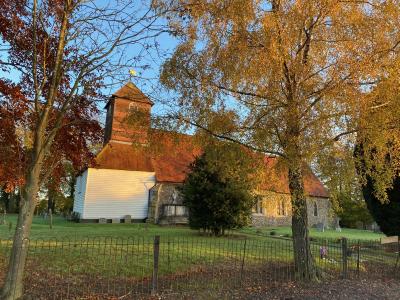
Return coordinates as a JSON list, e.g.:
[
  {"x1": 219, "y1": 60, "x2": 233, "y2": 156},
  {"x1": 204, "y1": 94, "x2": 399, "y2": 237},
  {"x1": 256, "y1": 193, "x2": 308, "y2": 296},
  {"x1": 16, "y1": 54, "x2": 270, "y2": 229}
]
[
  {"x1": 73, "y1": 170, "x2": 88, "y2": 216},
  {"x1": 80, "y1": 168, "x2": 156, "y2": 219}
]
